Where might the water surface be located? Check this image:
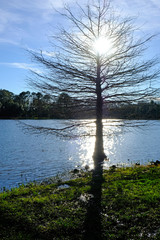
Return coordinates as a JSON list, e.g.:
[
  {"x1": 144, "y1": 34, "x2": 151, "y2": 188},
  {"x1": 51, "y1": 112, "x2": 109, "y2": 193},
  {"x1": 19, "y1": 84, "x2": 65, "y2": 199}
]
[{"x1": 0, "y1": 119, "x2": 160, "y2": 190}]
